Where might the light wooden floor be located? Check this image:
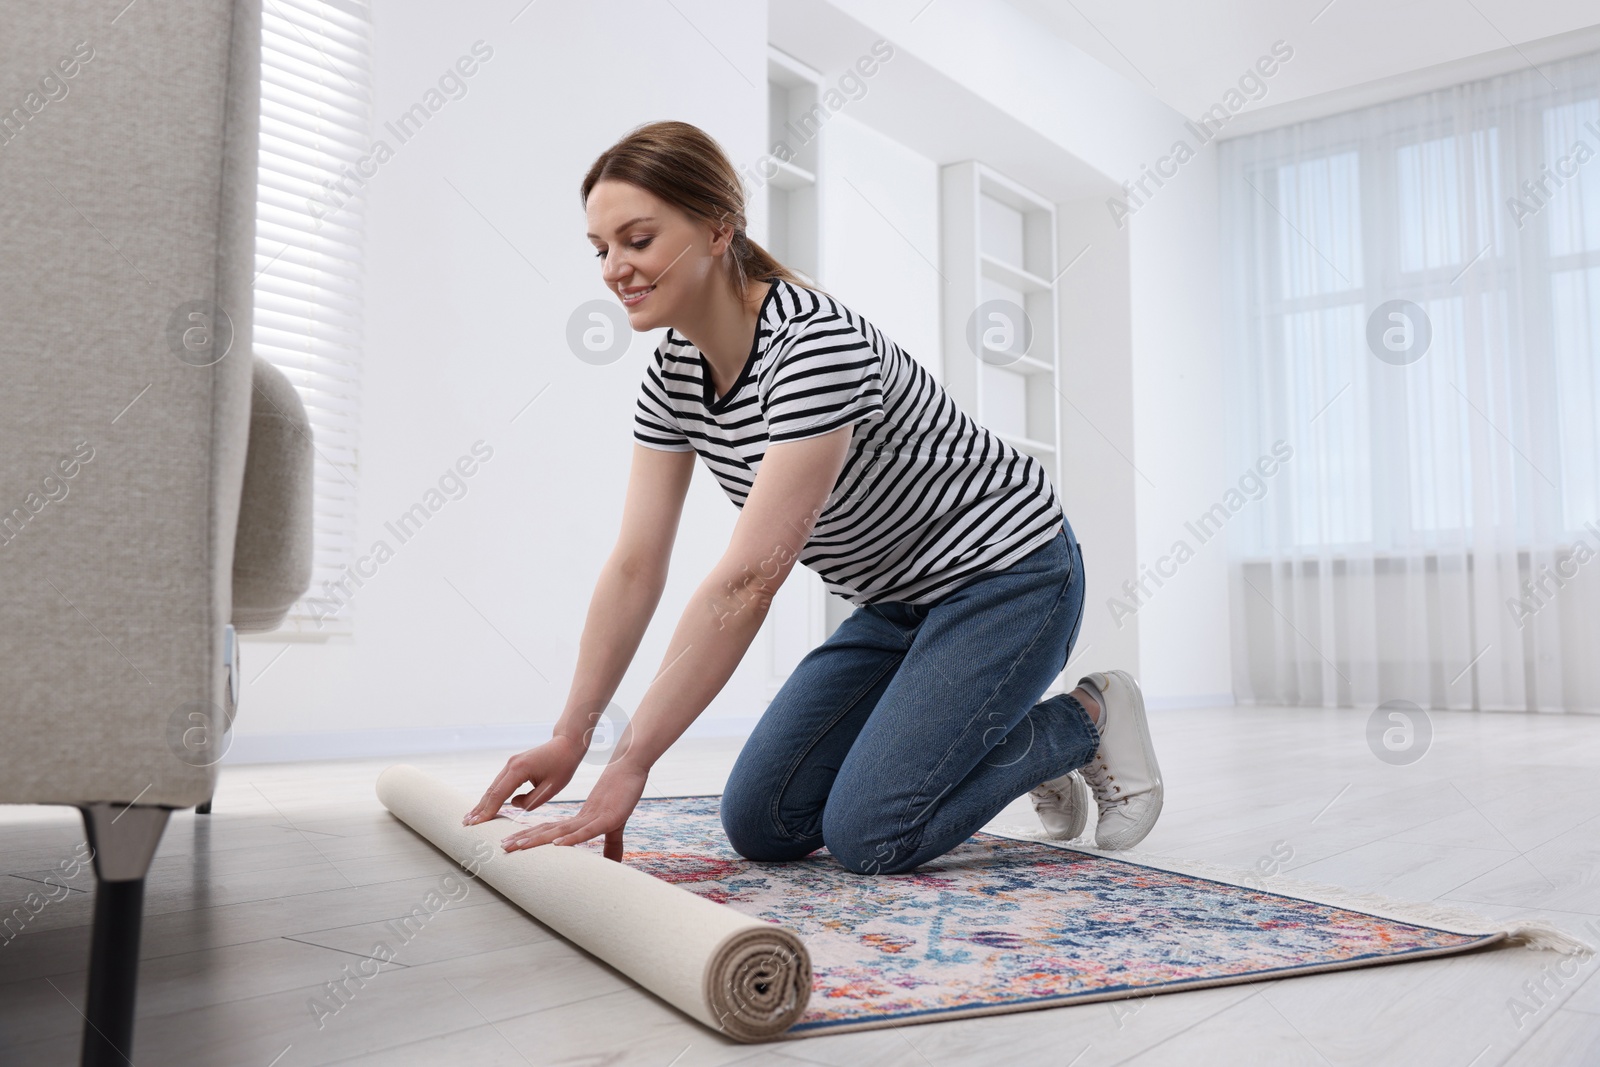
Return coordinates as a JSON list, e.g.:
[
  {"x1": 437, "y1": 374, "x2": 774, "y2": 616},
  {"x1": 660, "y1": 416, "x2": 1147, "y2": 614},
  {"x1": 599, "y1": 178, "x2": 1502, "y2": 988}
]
[{"x1": 3, "y1": 705, "x2": 1599, "y2": 1066}]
